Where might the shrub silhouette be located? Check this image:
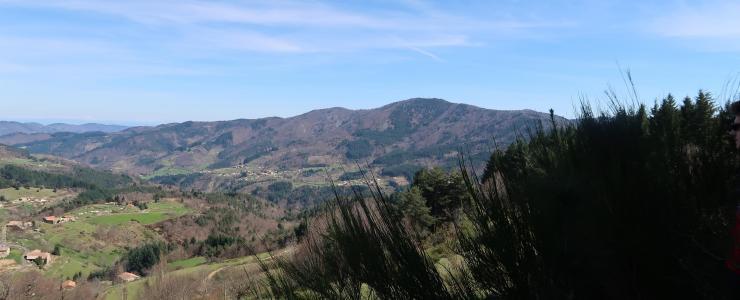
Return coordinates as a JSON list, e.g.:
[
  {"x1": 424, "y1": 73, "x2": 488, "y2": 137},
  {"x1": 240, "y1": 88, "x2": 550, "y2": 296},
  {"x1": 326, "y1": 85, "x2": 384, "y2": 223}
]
[
  {"x1": 257, "y1": 91, "x2": 738, "y2": 299},
  {"x1": 459, "y1": 92, "x2": 737, "y2": 299}
]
